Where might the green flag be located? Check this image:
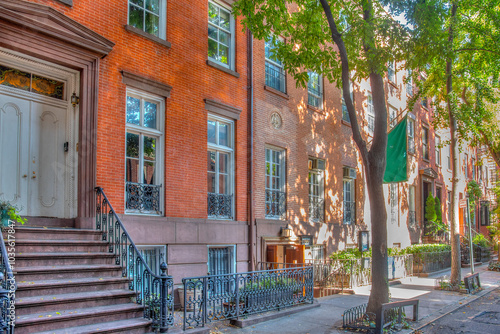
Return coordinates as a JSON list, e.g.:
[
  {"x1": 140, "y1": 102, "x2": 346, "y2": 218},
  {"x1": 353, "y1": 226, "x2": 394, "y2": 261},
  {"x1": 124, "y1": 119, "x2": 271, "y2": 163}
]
[{"x1": 383, "y1": 117, "x2": 408, "y2": 183}]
